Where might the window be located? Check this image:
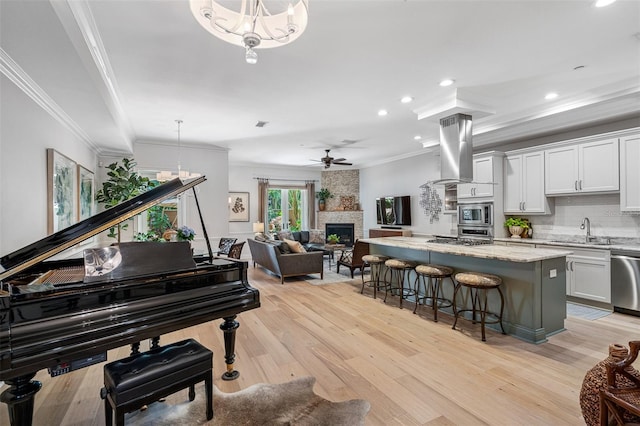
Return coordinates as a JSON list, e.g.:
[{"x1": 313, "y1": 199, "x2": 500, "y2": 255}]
[{"x1": 266, "y1": 187, "x2": 309, "y2": 232}]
